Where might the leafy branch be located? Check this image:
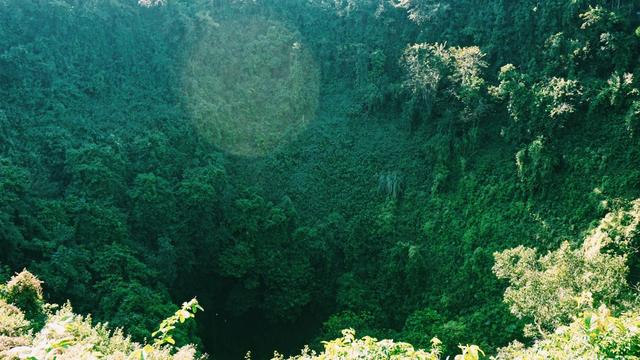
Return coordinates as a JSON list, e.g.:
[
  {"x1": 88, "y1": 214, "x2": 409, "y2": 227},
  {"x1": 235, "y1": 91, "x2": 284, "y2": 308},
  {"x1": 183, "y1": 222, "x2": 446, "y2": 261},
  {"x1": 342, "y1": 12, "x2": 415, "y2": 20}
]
[{"x1": 152, "y1": 298, "x2": 203, "y2": 347}]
